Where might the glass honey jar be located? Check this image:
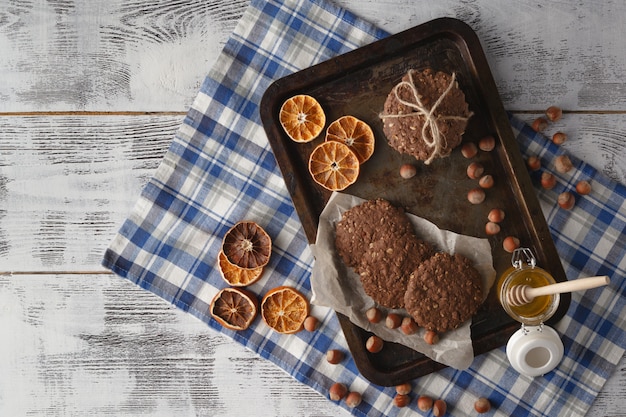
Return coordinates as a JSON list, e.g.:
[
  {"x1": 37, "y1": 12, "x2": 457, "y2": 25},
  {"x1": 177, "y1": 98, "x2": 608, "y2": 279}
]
[
  {"x1": 497, "y1": 248, "x2": 564, "y2": 377},
  {"x1": 497, "y1": 248, "x2": 560, "y2": 326}
]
